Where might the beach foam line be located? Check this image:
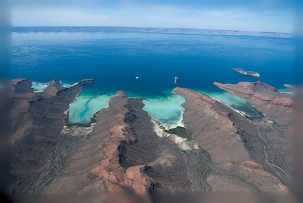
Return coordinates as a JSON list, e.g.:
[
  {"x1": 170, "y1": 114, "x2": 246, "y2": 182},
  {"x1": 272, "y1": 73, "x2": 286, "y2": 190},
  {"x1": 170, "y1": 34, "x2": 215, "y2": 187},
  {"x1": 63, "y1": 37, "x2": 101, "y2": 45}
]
[
  {"x1": 199, "y1": 90, "x2": 261, "y2": 118},
  {"x1": 277, "y1": 88, "x2": 293, "y2": 95},
  {"x1": 211, "y1": 96, "x2": 248, "y2": 117},
  {"x1": 60, "y1": 81, "x2": 79, "y2": 88}
]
